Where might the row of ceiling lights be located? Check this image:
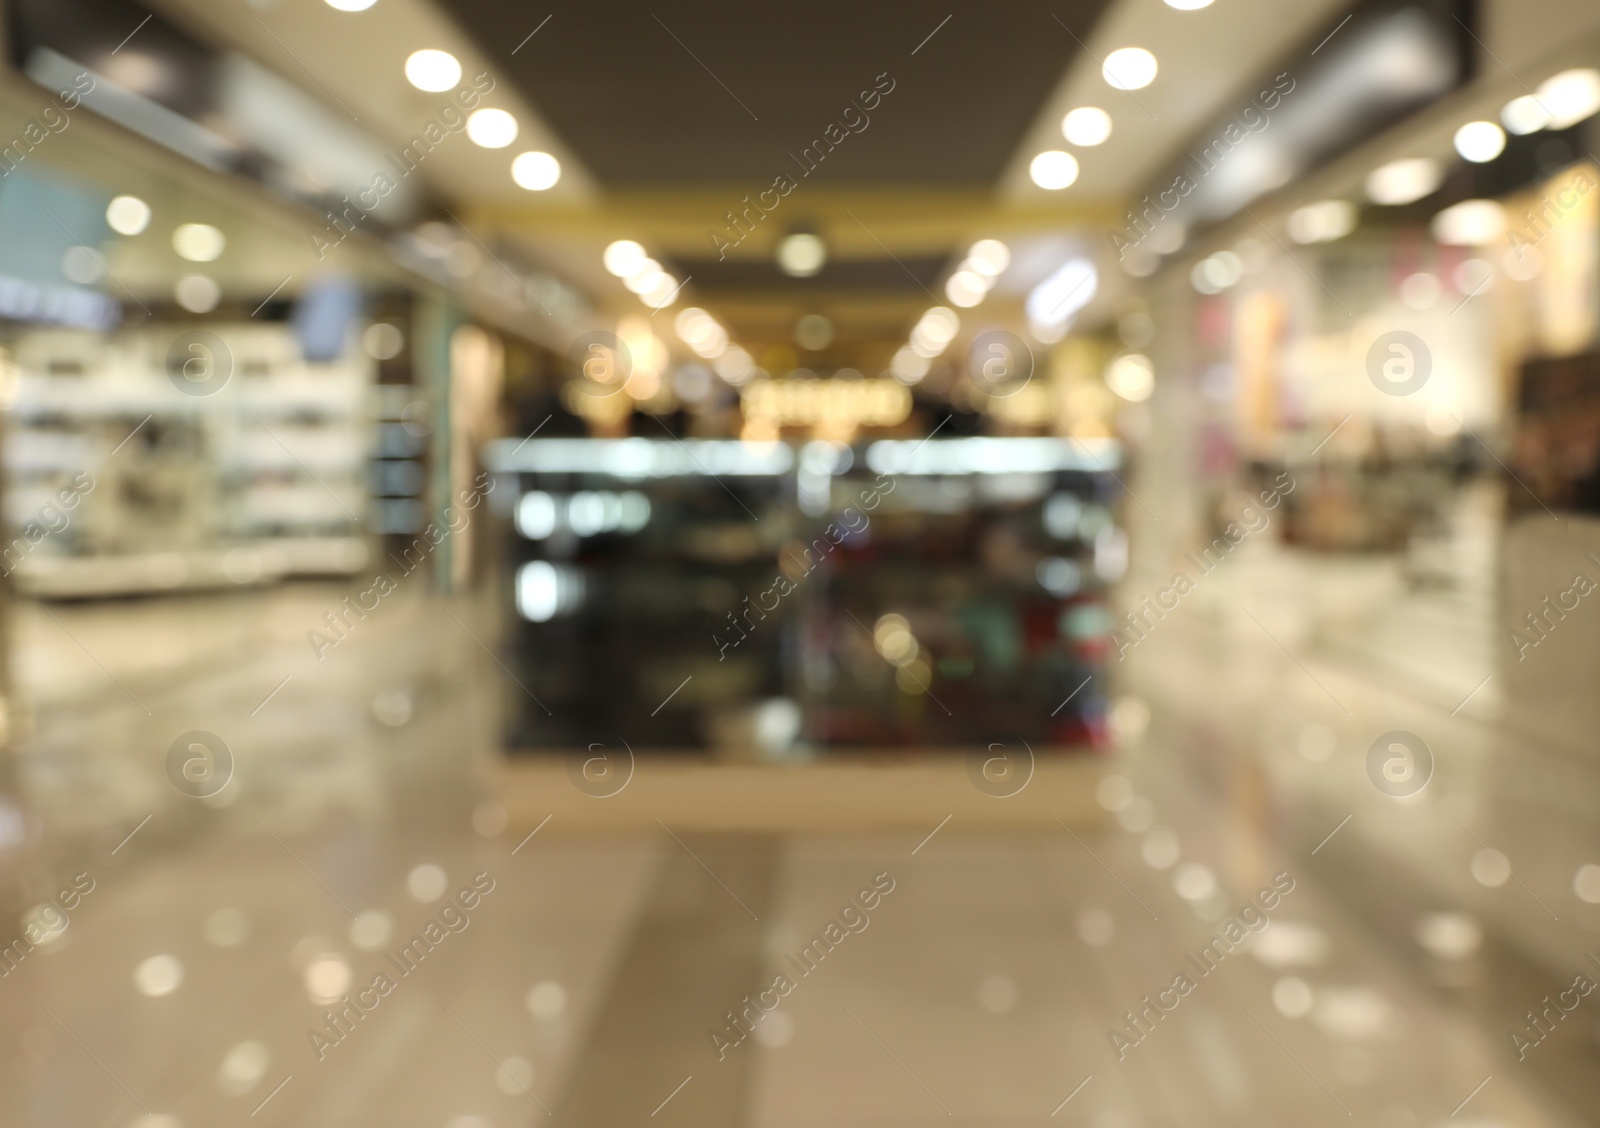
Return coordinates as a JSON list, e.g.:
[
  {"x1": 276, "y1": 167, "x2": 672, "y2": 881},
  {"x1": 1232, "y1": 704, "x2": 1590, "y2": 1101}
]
[
  {"x1": 1028, "y1": 0, "x2": 1215, "y2": 190},
  {"x1": 601, "y1": 240, "x2": 682, "y2": 309},
  {"x1": 1275, "y1": 68, "x2": 1600, "y2": 252},
  {"x1": 83, "y1": 195, "x2": 230, "y2": 312},
  {"x1": 674, "y1": 307, "x2": 758, "y2": 385},
  {"x1": 1191, "y1": 69, "x2": 1600, "y2": 295},
  {"x1": 943, "y1": 239, "x2": 1010, "y2": 308},
  {"x1": 319, "y1": 2, "x2": 560, "y2": 191},
  {"x1": 890, "y1": 306, "x2": 960, "y2": 384},
  {"x1": 882, "y1": 240, "x2": 1013, "y2": 384}
]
